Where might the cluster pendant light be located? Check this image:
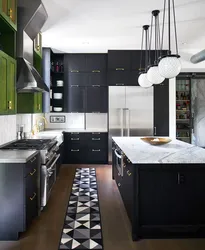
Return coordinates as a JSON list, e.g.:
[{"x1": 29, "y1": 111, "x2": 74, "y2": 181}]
[
  {"x1": 138, "y1": 0, "x2": 181, "y2": 87},
  {"x1": 138, "y1": 25, "x2": 153, "y2": 88},
  {"x1": 147, "y1": 10, "x2": 165, "y2": 84},
  {"x1": 158, "y1": 0, "x2": 181, "y2": 78}
]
